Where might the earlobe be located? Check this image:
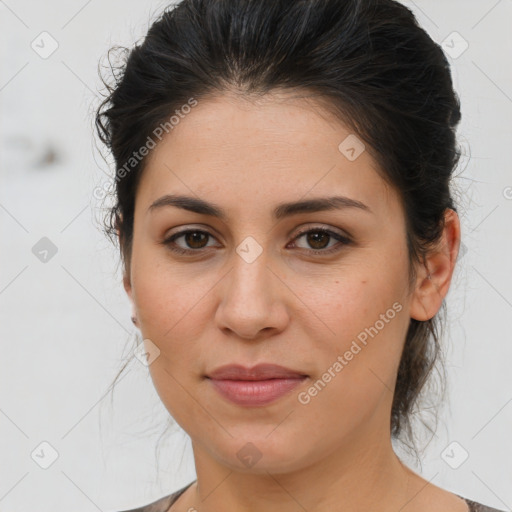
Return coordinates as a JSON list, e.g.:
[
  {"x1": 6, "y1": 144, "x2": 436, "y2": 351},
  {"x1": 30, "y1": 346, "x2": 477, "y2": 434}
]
[
  {"x1": 409, "y1": 270, "x2": 438, "y2": 321},
  {"x1": 409, "y1": 208, "x2": 461, "y2": 321}
]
